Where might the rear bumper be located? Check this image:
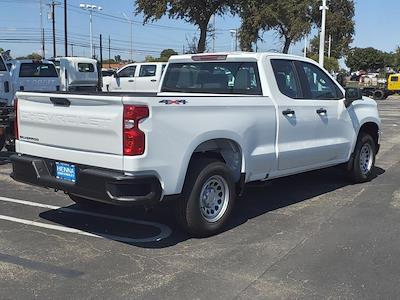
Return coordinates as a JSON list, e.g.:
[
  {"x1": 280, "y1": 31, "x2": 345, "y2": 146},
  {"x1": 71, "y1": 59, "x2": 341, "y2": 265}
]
[{"x1": 10, "y1": 154, "x2": 163, "y2": 206}]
